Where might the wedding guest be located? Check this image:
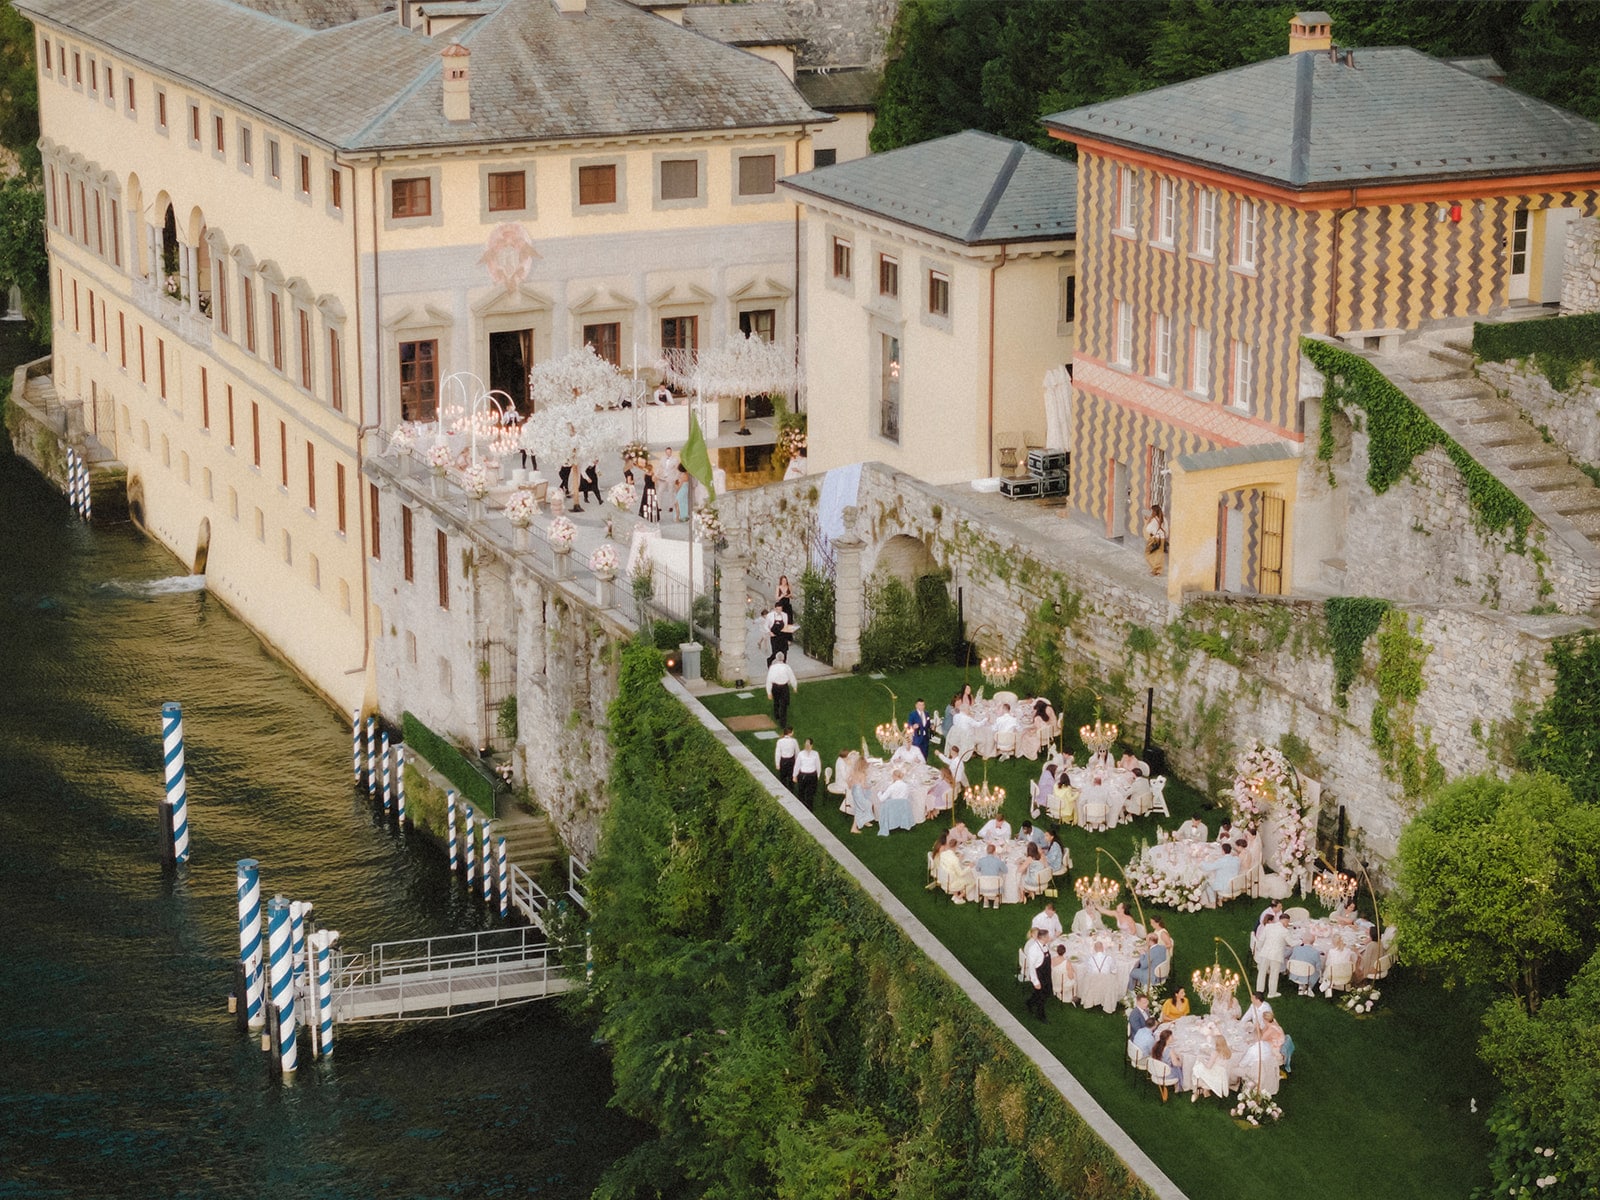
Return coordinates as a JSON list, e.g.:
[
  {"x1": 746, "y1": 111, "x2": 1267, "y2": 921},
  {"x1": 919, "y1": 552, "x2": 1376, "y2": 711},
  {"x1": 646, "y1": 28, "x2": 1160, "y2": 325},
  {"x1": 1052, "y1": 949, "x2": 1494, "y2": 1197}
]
[
  {"x1": 877, "y1": 769, "x2": 913, "y2": 836},
  {"x1": 1192, "y1": 1034, "x2": 1232, "y2": 1101},
  {"x1": 1160, "y1": 987, "x2": 1190, "y2": 1023},
  {"x1": 1212, "y1": 988, "x2": 1243, "y2": 1021},
  {"x1": 907, "y1": 698, "x2": 933, "y2": 758},
  {"x1": 1200, "y1": 841, "x2": 1241, "y2": 906},
  {"x1": 959, "y1": 683, "x2": 975, "y2": 708},
  {"x1": 1241, "y1": 991, "x2": 1273, "y2": 1030},
  {"x1": 976, "y1": 813, "x2": 1013, "y2": 844},
  {"x1": 1051, "y1": 944, "x2": 1077, "y2": 1004},
  {"x1": 793, "y1": 737, "x2": 821, "y2": 812},
  {"x1": 1127, "y1": 992, "x2": 1155, "y2": 1053},
  {"x1": 939, "y1": 842, "x2": 978, "y2": 904},
  {"x1": 1286, "y1": 932, "x2": 1326, "y2": 992},
  {"x1": 1071, "y1": 902, "x2": 1106, "y2": 935},
  {"x1": 1128, "y1": 932, "x2": 1169, "y2": 991},
  {"x1": 927, "y1": 766, "x2": 954, "y2": 815},
  {"x1": 1353, "y1": 931, "x2": 1383, "y2": 984},
  {"x1": 578, "y1": 459, "x2": 602, "y2": 505},
  {"x1": 975, "y1": 842, "x2": 1005, "y2": 881},
  {"x1": 1255, "y1": 915, "x2": 1290, "y2": 998},
  {"x1": 774, "y1": 573, "x2": 794, "y2": 615},
  {"x1": 1030, "y1": 900, "x2": 1063, "y2": 940},
  {"x1": 1151, "y1": 1028, "x2": 1182, "y2": 1078},
  {"x1": 1150, "y1": 915, "x2": 1174, "y2": 954},
  {"x1": 1112, "y1": 902, "x2": 1141, "y2": 937},
  {"x1": 1327, "y1": 935, "x2": 1356, "y2": 987},
  {"x1": 773, "y1": 726, "x2": 798, "y2": 791},
  {"x1": 1021, "y1": 843, "x2": 1052, "y2": 900},
  {"x1": 847, "y1": 754, "x2": 873, "y2": 833},
  {"x1": 889, "y1": 739, "x2": 925, "y2": 770},
  {"x1": 1263, "y1": 1009, "x2": 1294, "y2": 1073},
  {"x1": 637, "y1": 459, "x2": 658, "y2": 520},
  {"x1": 1257, "y1": 900, "x2": 1286, "y2": 930},
  {"x1": 1043, "y1": 826, "x2": 1069, "y2": 874},
  {"x1": 943, "y1": 691, "x2": 963, "y2": 739},
  {"x1": 1032, "y1": 762, "x2": 1057, "y2": 819},
  {"x1": 1177, "y1": 815, "x2": 1208, "y2": 842},
  {"x1": 947, "y1": 820, "x2": 974, "y2": 846}
]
